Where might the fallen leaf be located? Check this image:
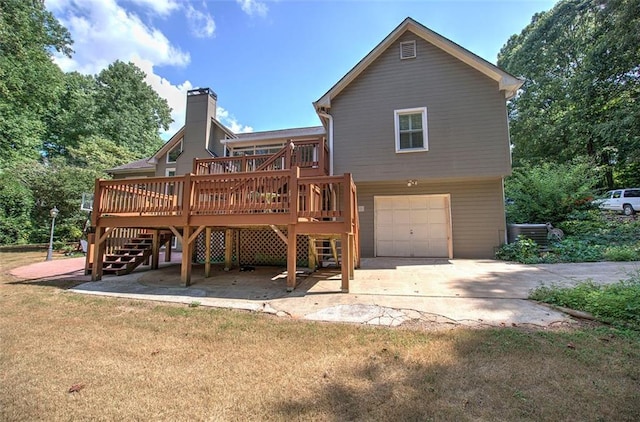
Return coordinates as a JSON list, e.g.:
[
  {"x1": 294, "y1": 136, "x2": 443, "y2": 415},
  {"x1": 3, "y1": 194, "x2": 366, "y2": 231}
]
[{"x1": 68, "y1": 383, "x2": 85, "y2": 393}]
